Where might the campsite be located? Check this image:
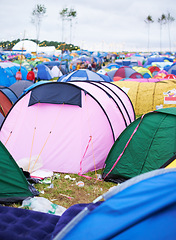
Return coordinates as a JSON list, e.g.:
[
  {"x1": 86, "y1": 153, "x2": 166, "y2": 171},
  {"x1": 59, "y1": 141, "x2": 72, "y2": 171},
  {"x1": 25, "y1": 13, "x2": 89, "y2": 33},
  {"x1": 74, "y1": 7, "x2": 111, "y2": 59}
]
[
  {"x1": 1, "y1": 1, "x2": 176, "y2": 239},
  {"x1": 1, "y1": 42, "x2": 176, "y2": 240}
]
